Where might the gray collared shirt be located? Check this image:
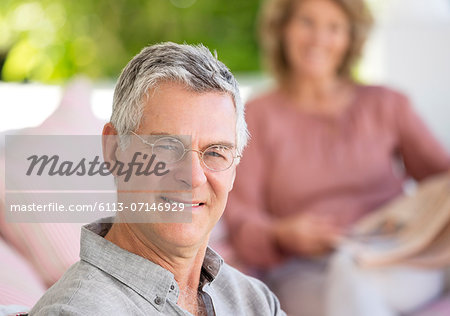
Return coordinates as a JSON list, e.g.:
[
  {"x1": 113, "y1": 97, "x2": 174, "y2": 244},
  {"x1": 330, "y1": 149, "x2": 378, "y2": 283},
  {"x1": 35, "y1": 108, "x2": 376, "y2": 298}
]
[{"x1": 30, "y1": 218, "x2": 286, "y2": 316}]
